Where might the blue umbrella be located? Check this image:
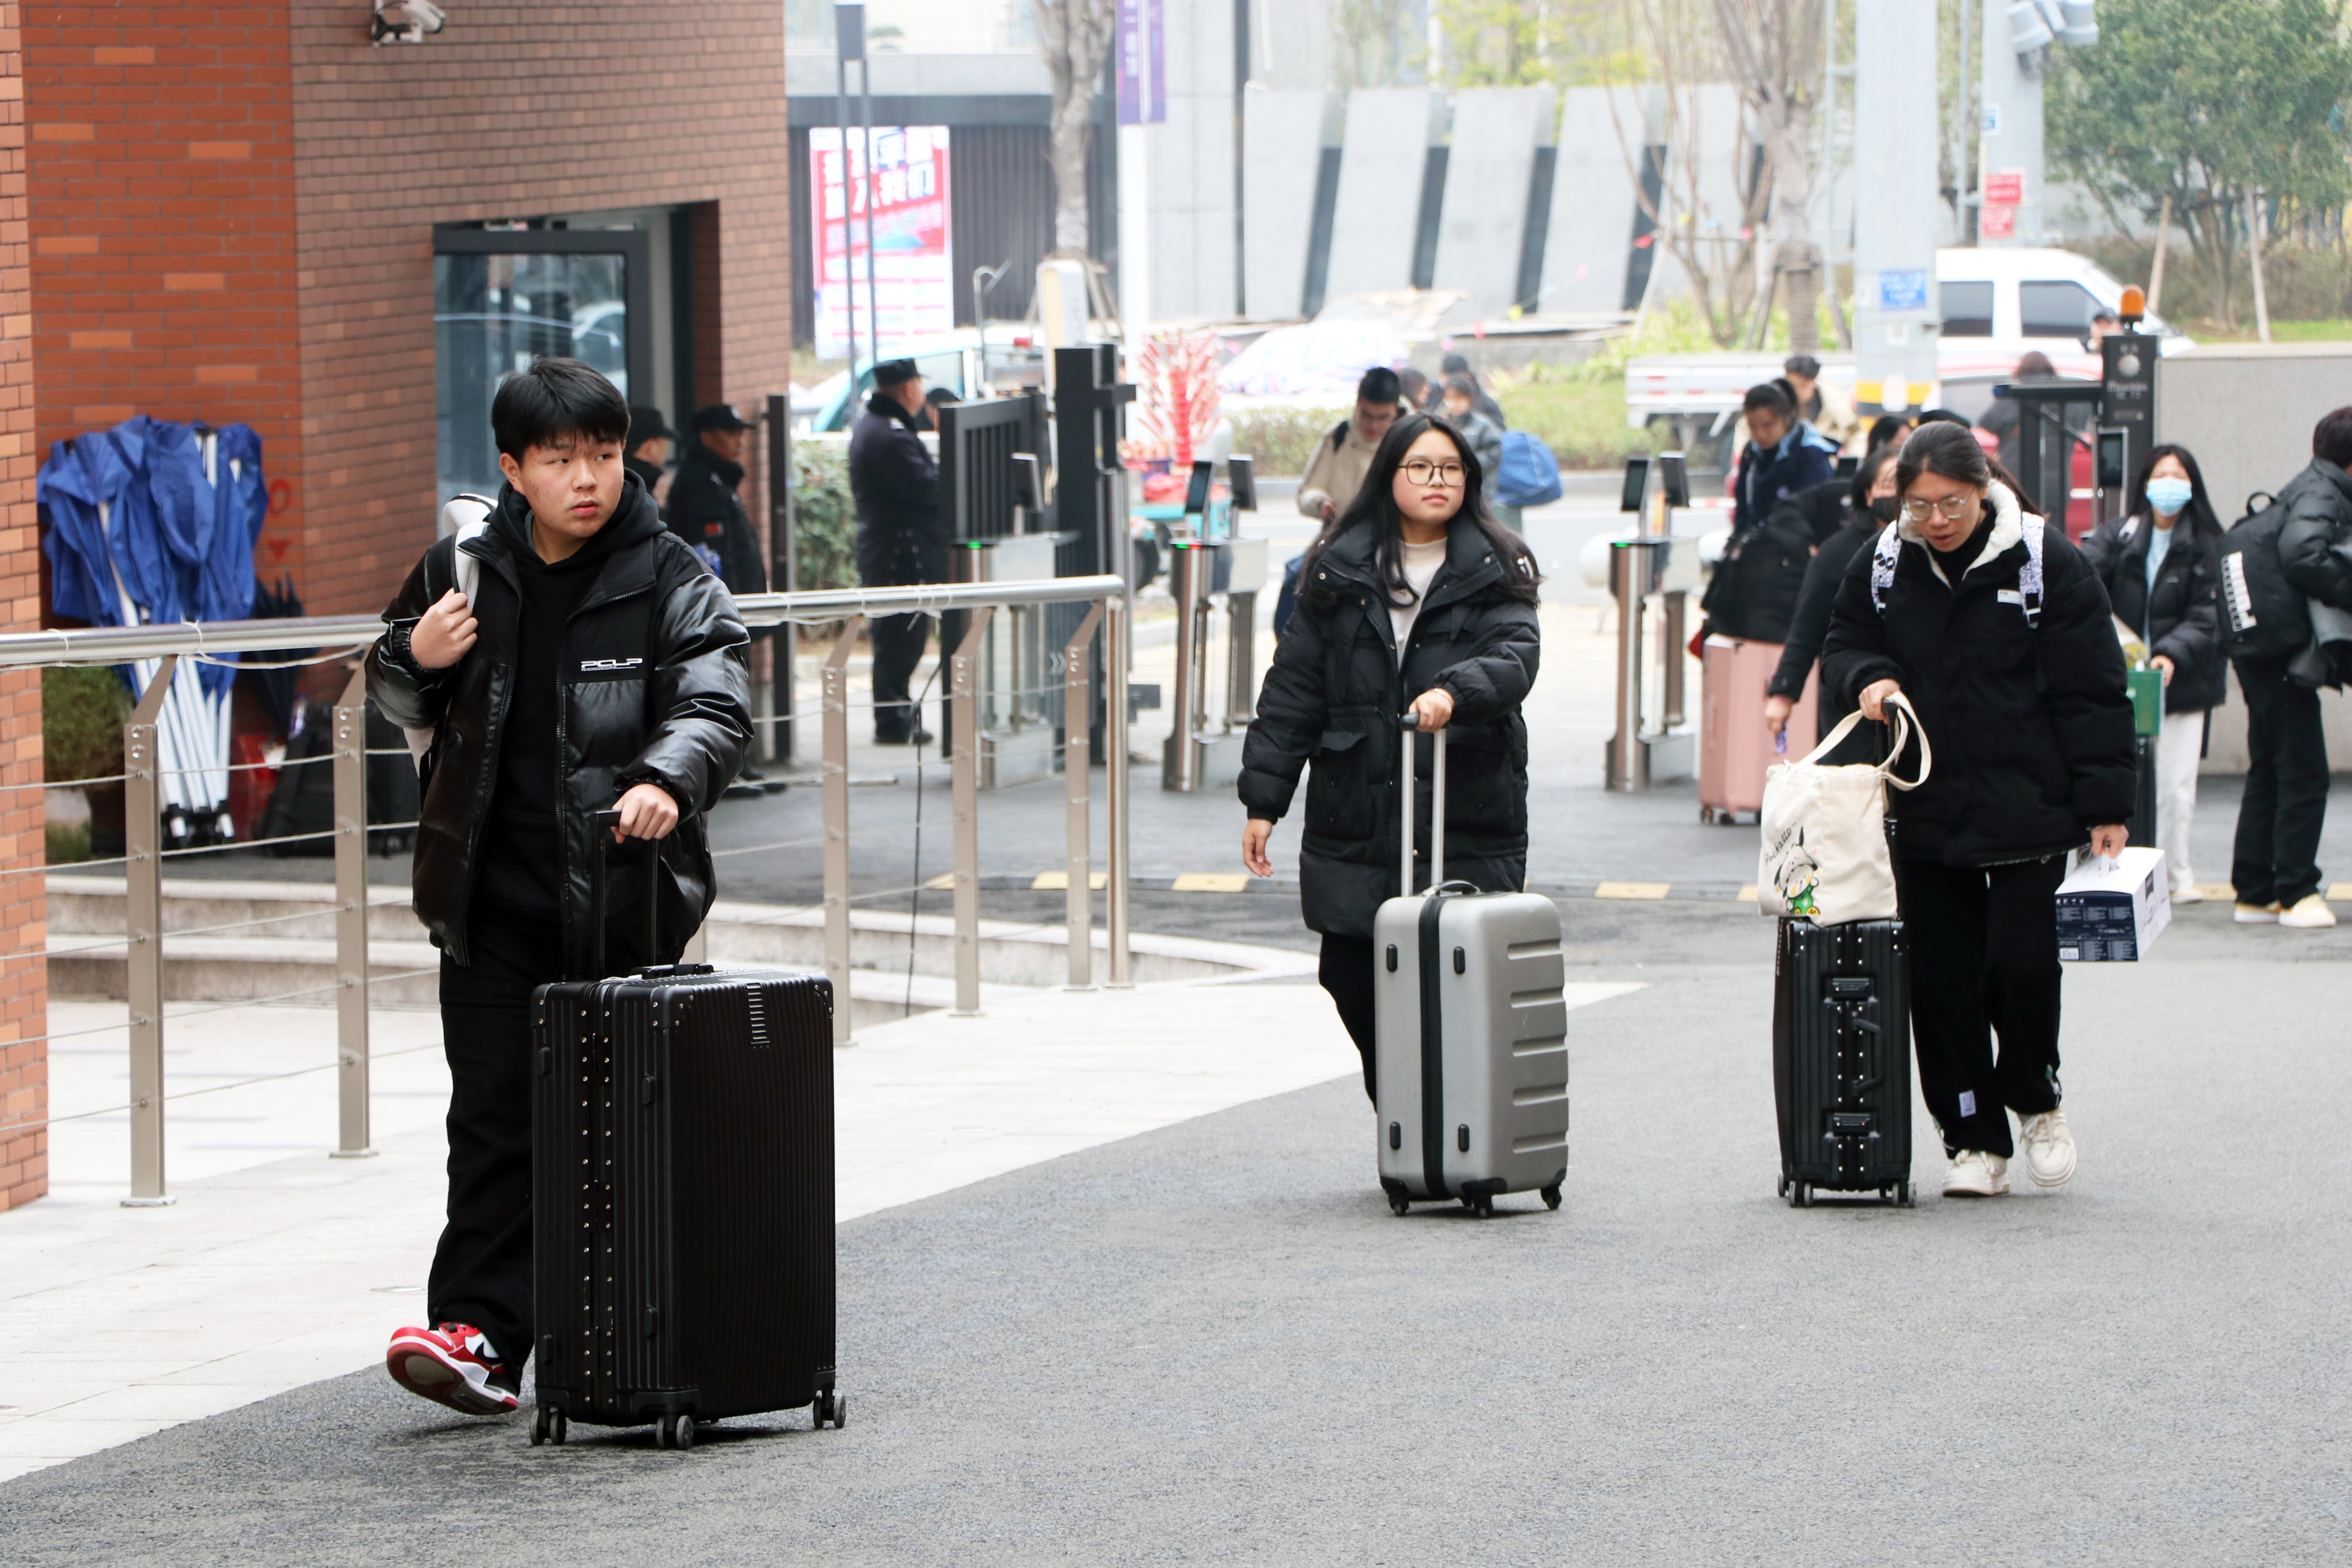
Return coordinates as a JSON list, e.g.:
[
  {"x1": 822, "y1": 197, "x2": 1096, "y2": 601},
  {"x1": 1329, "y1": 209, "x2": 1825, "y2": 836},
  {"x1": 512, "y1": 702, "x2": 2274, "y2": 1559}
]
[{"x1": 37, "y1": 434, "x2": 131, "y2": 627}]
